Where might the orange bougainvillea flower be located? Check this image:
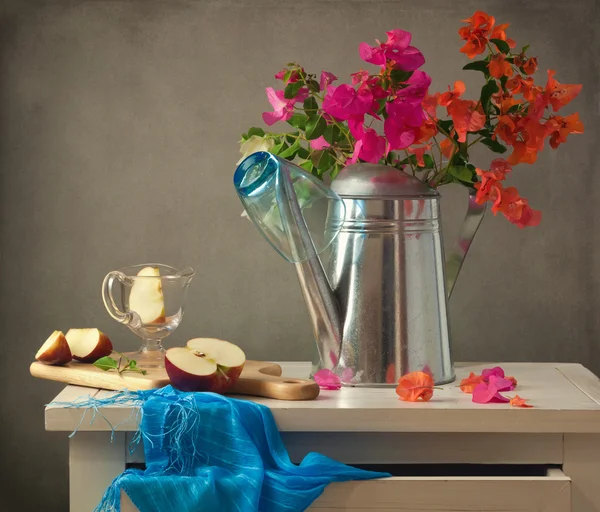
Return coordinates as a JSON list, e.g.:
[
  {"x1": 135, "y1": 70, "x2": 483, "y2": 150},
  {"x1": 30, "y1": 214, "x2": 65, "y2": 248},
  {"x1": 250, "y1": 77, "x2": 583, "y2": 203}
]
[
  {"x1": 440, "y1": 137, "x2": 455, "y2": 158},
  {"x1": 522, "y1": 57, "x2": 538, "y2": 75},
  {"x1": 422, "y1": 93, "x2": 439, "y2": 119},
  {"x1": 488, "y1": 54, "x2": 514, "y2": 79},
  {"x1": 459, "y1": 11, "x2": 495, "y2": 59},
  {"x1": 506, "y1": 376, "x2": 518, "y2": 388},
  {"x1": 494, "y1": 114, "x2": 518, "y2": 145},
  {"x1": 459, "y1": 372, "x2": 485, "y2": 394},
  {"x1": 491, "y1": 186, "x2": 541, "y2": 228},
  {"x1": 546, "y1": 112, "x2": 585, "y2": 149},
  {"x1": 507, "y1": 140, "x2": 539, "y2": 165},
  {"x1": 474, "y1": 159, "x2": 511, "y2": 204},
  {"x1": 396, "y1": 371, "x2": 435, "y2": 402},
  {"x1": 545, "y1": 70, "x2": 583, "y2": 112},
  {"x1": 407, "y1": 144, "x2": 432, "y2": 167},
  {"x1": 510, "y1": 395, "x2": 533, "y2": 408},
  {"x1": 439, "y1": 81, "x2": 466, "y2": 107},
  {"x1": 414, "y1": 119, "x2": 438, "y2": 144},
  {"x1": 447, "y1": 99, "x2": 486, "y2": 143},
  {"x1": 490, "y1": 23, "x2": 516, "y2": 48},
  {"x1": 506, "y1": 76, "x2": 540, "y2": 102}
]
